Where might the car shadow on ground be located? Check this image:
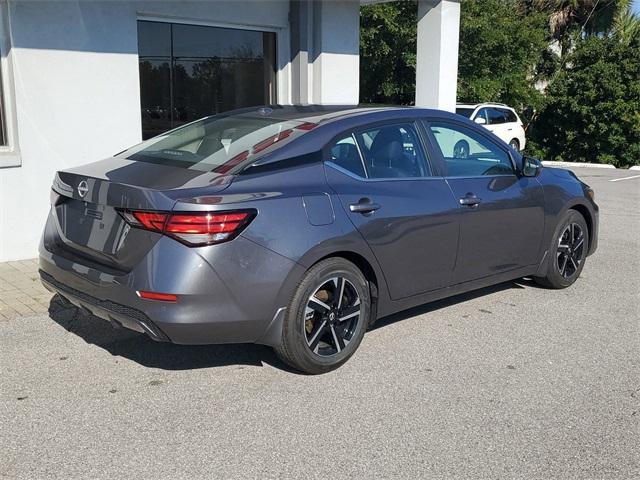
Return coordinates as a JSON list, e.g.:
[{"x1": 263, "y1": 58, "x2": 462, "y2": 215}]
[
  {"x1": 47, "y1": 296, "x2": 294, "y2": 372},
  {"x1": 47, "y1": 279, "x2": 533, "y2": 373},
  {"x1": 370, "y1": 279, "x2": 529, "y2": 330}
]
